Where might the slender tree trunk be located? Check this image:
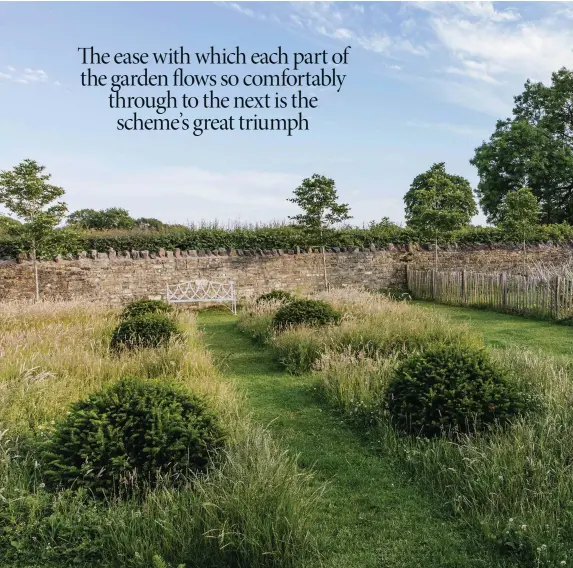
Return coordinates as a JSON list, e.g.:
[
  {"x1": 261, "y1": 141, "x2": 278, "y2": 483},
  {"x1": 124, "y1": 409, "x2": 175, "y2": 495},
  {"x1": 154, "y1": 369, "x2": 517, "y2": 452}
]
[
  {"x1": 322, "y1": 245, "x2": 329, "y2": 291},
  {"x1": 32, "y1": 243, "x2": 39, "y2": 303},
  {"x1": 434, "y1": 233, "x2": 438, "y2": 271},
  {"x1": 523, "y1": 238, "x2": 527, "y2": 276},
  {"x1": 319, "y1": 226, "x2": 329, "y2": 290}
]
